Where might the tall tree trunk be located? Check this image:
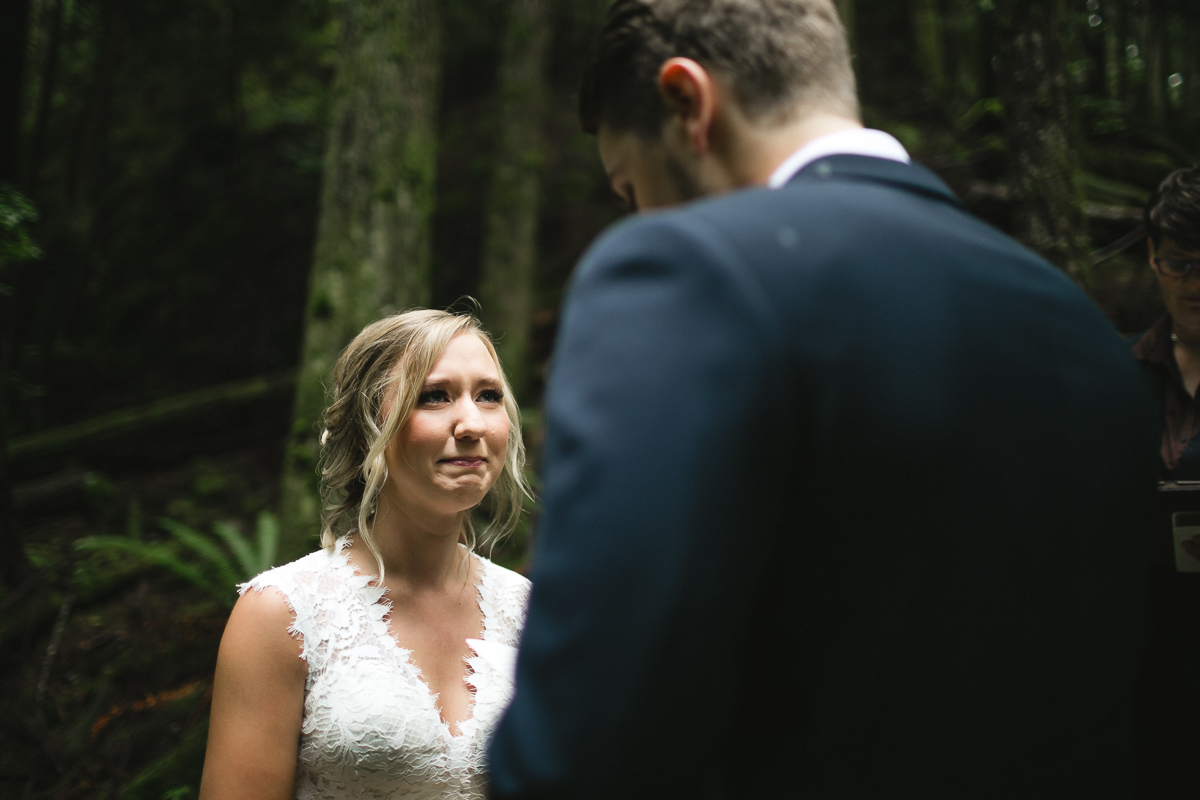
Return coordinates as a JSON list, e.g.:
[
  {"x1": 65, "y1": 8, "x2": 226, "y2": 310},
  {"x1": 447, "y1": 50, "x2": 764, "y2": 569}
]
[
  {"x1": 1143, "y1": 0, "x2": 1166, "y2": 124},
  {"x1": 0, "y1": 0, "x2": 31, "y2": 184},
  {"x1": 1189, "y1": 6, "x2": 1200, "y2": 130},
  {"x1": 944, "y1": 0, "x2": 982, "y2": 113},
  {"x1": 477, "y1": 0, "x2": 552, "y2": 400},
  {"x1": 1115, "y1": 0, "x2": 1133, "y2": 110},
  {"x1": 993, "y1": 0, "x2": 1090, "y2": 279},
  {"x1": 0, "y1": 257, "x2": 35, "y2": 589},
  {"x1": 67, "y1": 0, "x2": 113, "y2": 229},
  {"x1": 911, "y1": 0, "x2": 946, "y2": 101},
  {"x1": 0, "y1": 278, "x2": 27, "y2": 591},
  {"x1": 0, "y1": 0, "x2": 33, "y2": 593},
  {"x1": 26, "y1": 0, "x2": 62, "y2": 193},
  {"x1": 279, "y1": 0, "x2": 441, "y2": 560},
  {"x1": 1103, "y1": 0, "x2": 1122, "y2": 101}
]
